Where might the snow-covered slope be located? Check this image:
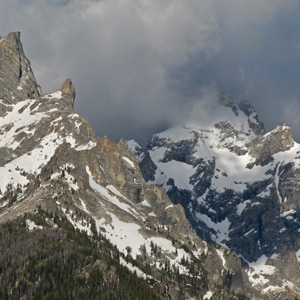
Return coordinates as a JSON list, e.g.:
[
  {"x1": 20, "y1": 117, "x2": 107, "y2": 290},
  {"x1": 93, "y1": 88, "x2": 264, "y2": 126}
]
[{"x1": 130, "y1": 96, "x2": 300, "y2": 298}]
